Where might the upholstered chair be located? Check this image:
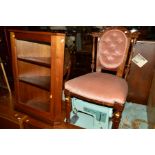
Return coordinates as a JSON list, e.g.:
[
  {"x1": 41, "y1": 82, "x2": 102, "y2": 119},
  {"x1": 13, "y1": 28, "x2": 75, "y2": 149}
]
[{"x1": 64, "y1": 27, "x2": 138, "y2": 129}]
